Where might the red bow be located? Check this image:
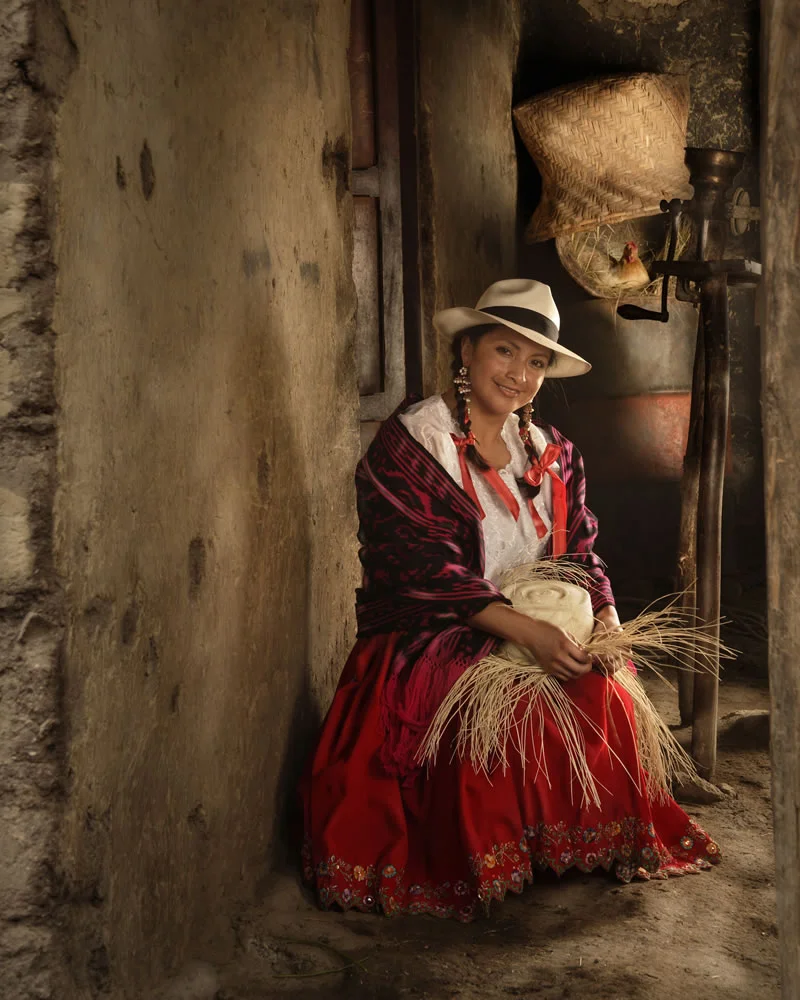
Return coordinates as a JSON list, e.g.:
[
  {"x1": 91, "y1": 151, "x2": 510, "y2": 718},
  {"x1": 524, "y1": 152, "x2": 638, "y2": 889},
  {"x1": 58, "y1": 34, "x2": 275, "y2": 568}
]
[
  {"x1": 524, "y1": 443, "x2": 562, "y2": 488},
  {"x1": 453, "y1": 431, "x2": 477, "y2": 451}
]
